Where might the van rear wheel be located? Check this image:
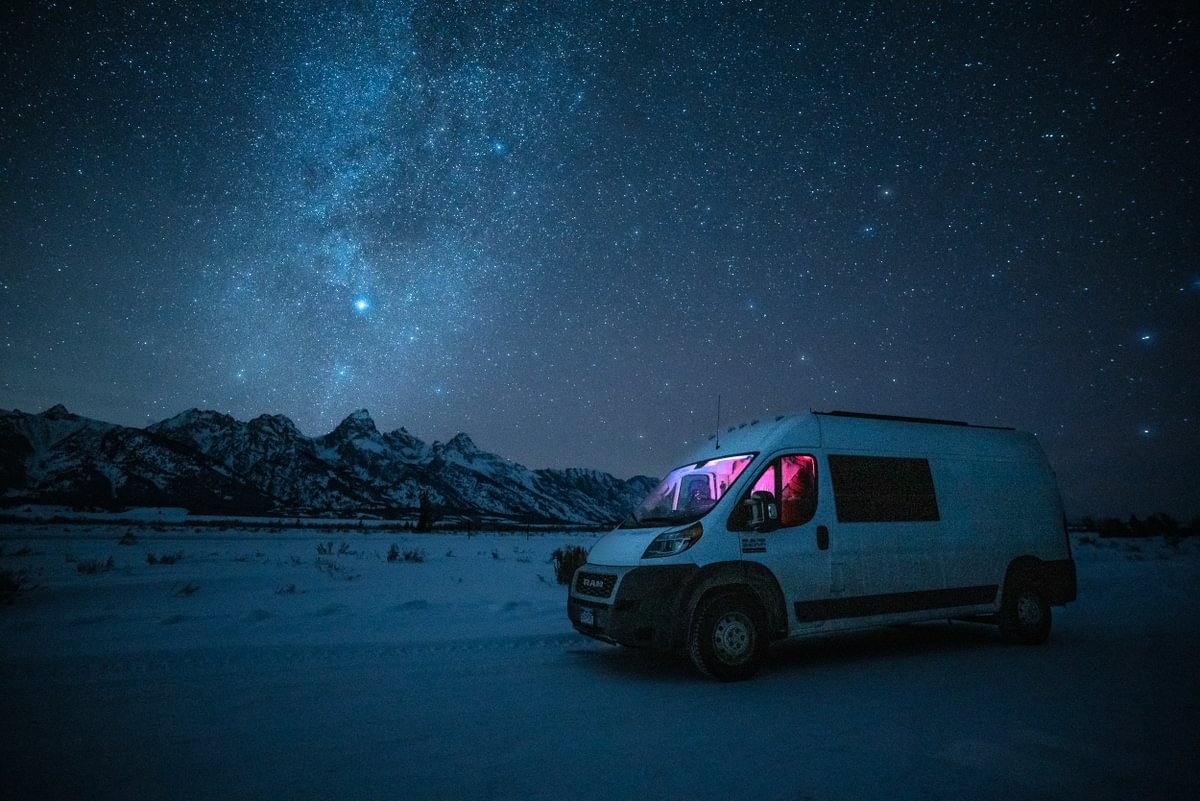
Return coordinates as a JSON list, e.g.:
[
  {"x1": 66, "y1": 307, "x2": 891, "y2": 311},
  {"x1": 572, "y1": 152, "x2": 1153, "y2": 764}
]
[
  {"x1": 999, "y1": 583, "x2": 1051, "y2": 644},
  {"x1": 688, "y1": 592, "x2": 767, "y2": 681}
]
